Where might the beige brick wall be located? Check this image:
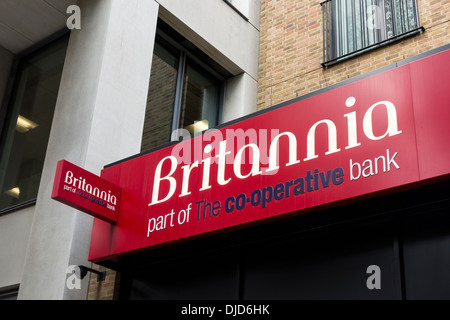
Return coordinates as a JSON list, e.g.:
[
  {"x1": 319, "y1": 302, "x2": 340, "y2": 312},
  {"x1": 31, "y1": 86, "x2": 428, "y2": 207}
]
[
  {"x1": 141, "y1": 52, "x2": 177, "y2": 152},
  {"x1": 257, "y1": 0, "x2": 450, "y2": 110},
  {"x1": 87, "y1": 264, "x2": 120, "y2": 300}
]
